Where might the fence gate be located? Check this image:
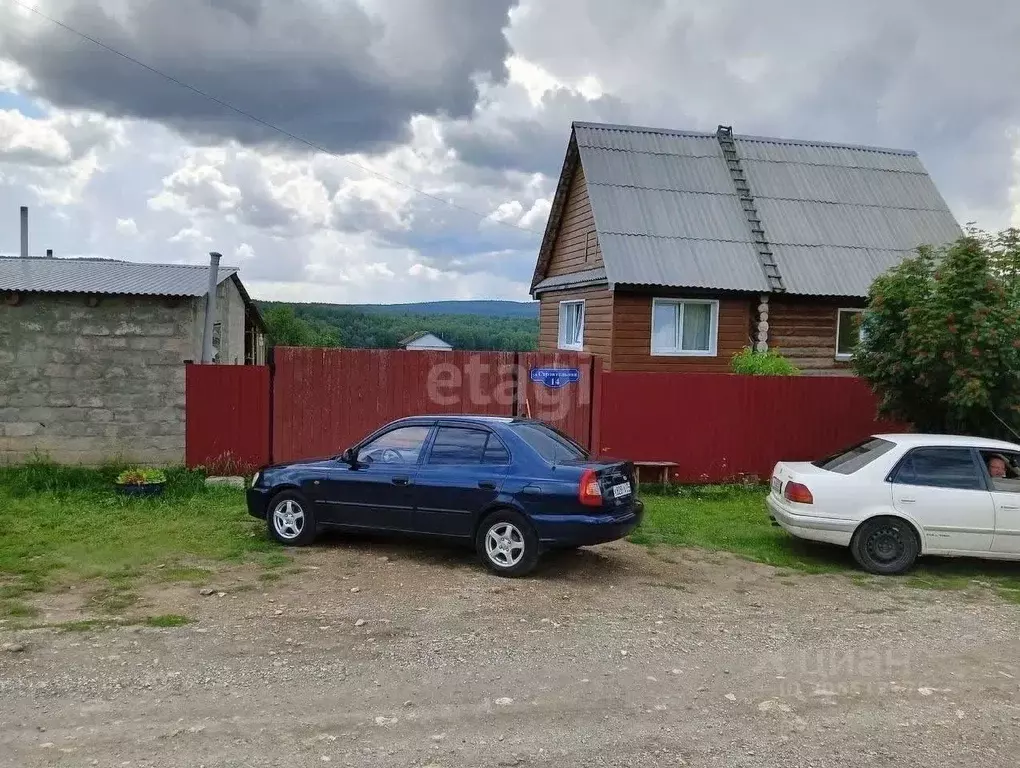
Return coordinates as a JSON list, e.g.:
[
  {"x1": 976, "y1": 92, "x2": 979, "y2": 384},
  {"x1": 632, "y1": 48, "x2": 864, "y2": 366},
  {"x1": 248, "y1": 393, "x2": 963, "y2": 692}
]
[{"x1": 516, "y1": 351, "x2": 599, "y2": 450}]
